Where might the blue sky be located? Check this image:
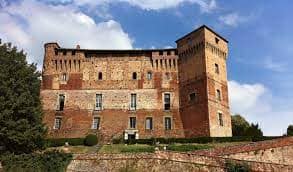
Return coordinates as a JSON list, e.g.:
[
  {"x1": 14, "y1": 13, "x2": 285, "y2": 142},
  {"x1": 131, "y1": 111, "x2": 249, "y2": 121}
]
[{"x1": 0, "y1": 0, "x2": 292, "y2": 135}]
